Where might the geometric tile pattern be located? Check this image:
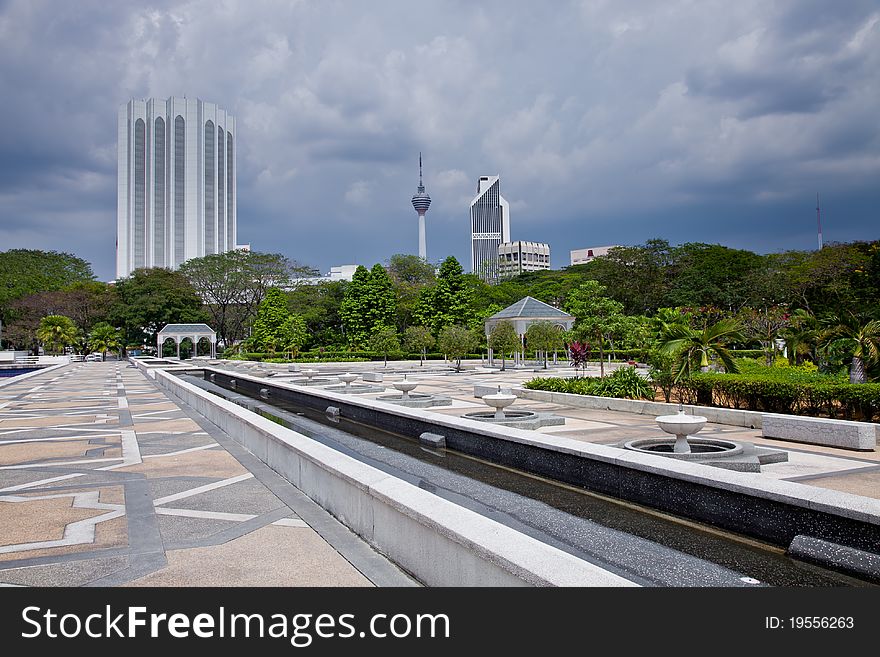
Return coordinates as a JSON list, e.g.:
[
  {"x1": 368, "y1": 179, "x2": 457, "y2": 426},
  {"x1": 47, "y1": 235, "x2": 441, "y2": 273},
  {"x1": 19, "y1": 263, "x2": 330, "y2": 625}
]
[{"x1": 0, "y1": 362, "x2": 382, "y2": 586}]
